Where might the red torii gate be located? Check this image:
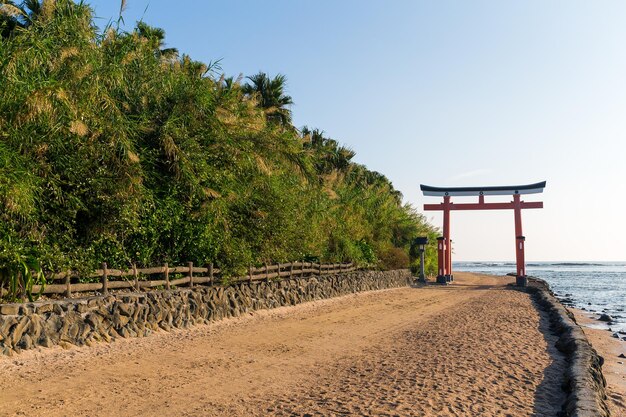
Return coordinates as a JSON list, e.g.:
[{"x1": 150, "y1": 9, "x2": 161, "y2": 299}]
[{"x1": 420, "y1": 181, "x2": 546, "y2": 287}]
